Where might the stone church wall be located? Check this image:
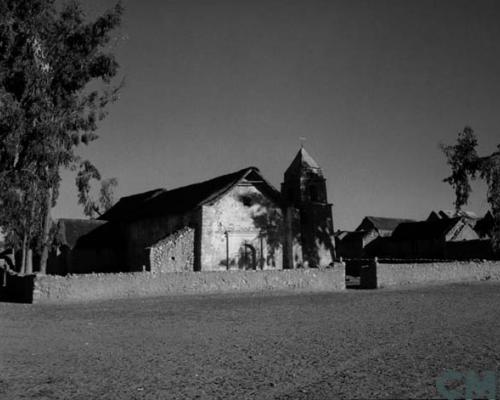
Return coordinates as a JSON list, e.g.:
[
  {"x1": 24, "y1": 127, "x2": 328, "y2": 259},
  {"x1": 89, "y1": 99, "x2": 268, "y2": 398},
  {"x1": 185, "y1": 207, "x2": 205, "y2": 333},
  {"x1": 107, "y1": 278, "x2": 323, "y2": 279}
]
[
  {"x1": 149, "y1": 227, "x2": 195, "y2": 273},
  {"x1": 201, "y1": 183, "x2": 284, "y2": 271}
]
